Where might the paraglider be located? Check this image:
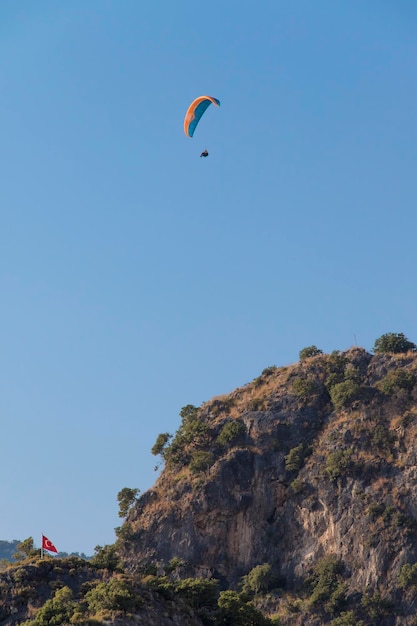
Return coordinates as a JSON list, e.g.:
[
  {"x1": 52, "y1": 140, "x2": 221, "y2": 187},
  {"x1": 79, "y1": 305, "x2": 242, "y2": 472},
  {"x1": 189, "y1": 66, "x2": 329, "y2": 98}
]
[
  {"x1": 184, "y1": 95, "x2": 220, "y2": 138},
  {"x1": 184, "y1": 96, "x2": 220, "y2": 156}
]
